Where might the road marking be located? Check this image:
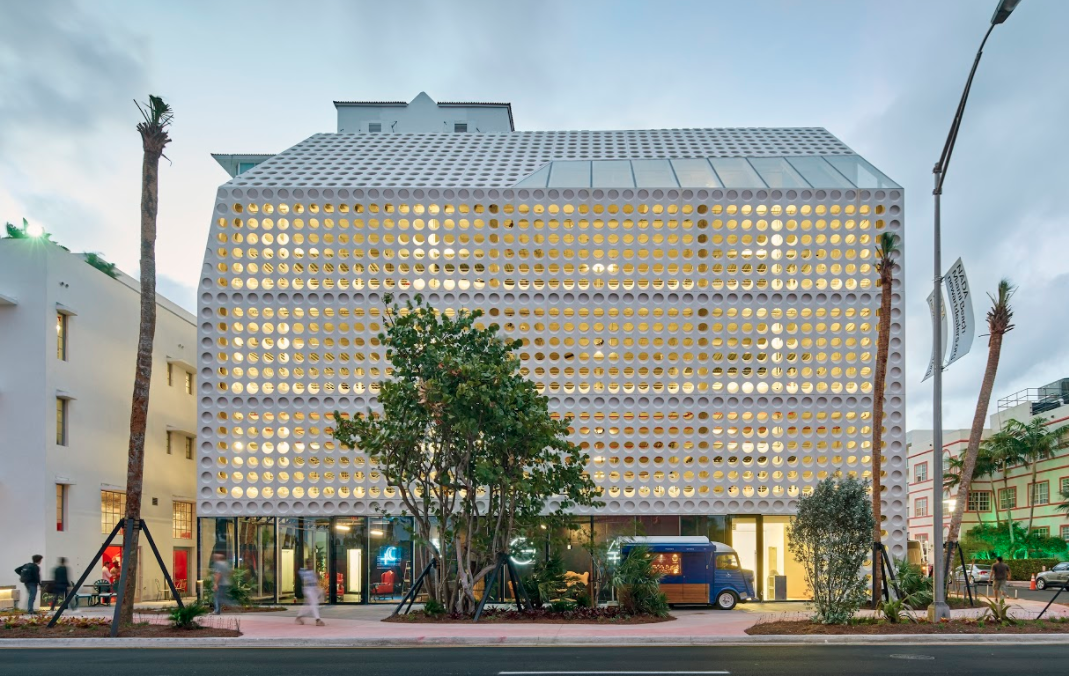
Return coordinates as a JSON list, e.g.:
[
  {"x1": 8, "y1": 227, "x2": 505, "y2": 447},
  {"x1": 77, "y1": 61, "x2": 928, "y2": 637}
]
[
  {"x1": 889, "y1": 654, "x2": 935, "y2": 660},
  {"x1": 499, "y1": 672, "x2": 730, "y2": 675}
]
